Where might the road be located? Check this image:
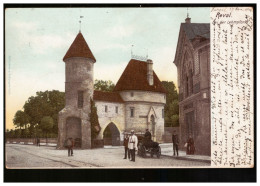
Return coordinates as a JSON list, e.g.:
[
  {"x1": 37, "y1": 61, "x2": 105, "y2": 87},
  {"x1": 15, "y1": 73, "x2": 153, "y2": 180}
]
[{"x1": 5, "y1": 144, "x2": 210, "y2": 168}]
